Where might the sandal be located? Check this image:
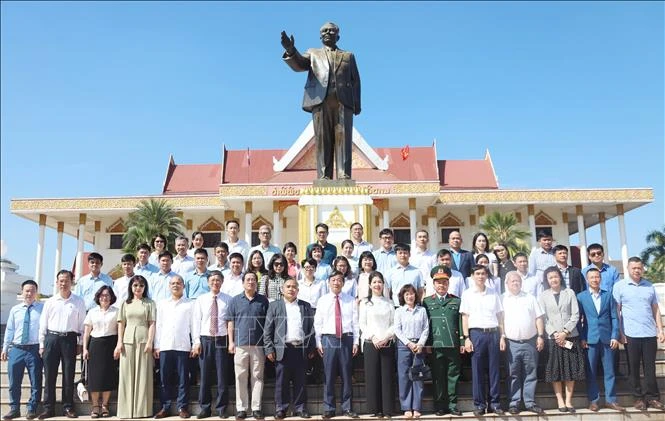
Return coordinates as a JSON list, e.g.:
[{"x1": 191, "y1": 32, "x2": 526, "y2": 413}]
[
  {"x1": 91, "y1": 406, "x2": 100, "y2": 418},
  {"x1": 100, "y1": 405, "x2": 110, "y2": 417},
  {"x1": 413, "y1": 411, "x2": 421, "y2": 419},
  {"x1": 404, "y1": 411, "x2": 413, "y2": 419}
]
